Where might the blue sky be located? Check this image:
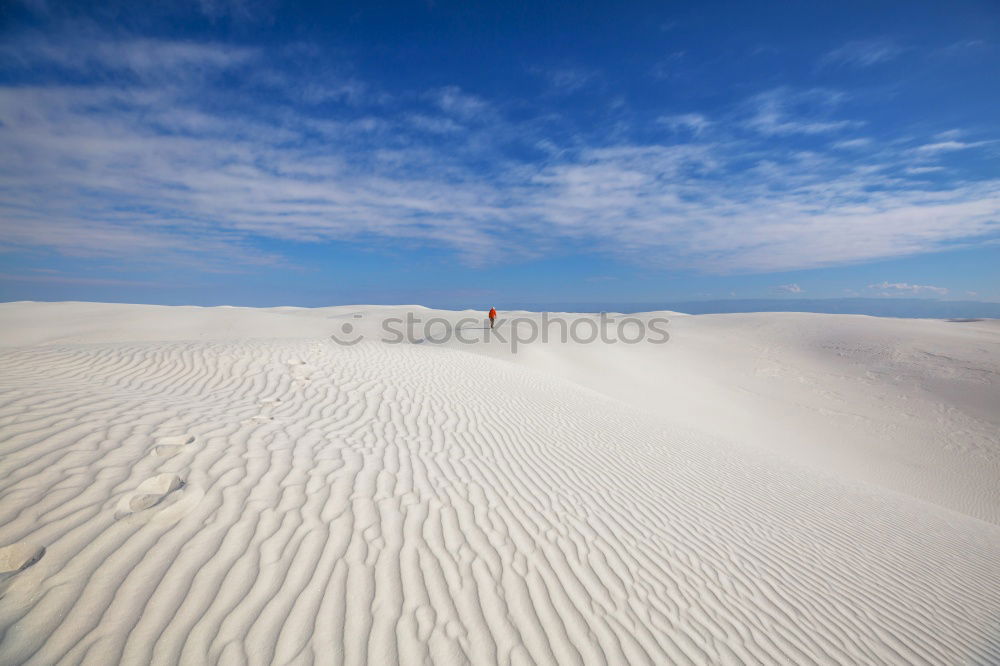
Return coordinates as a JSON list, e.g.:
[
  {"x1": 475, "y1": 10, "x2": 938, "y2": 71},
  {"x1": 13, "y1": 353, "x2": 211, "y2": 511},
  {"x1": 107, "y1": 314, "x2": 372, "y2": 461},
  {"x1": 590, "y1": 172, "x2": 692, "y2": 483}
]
[{"x1": 1, "y1": 0, "x2": 998, "y2": 307}]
